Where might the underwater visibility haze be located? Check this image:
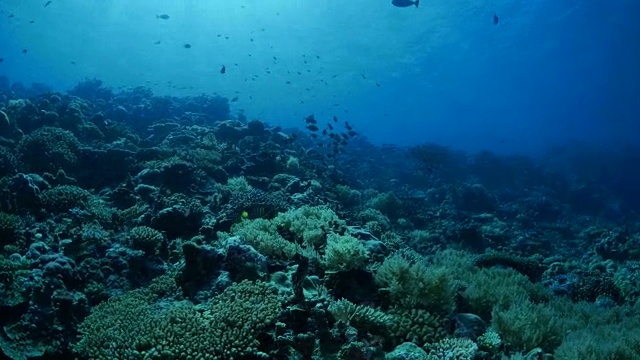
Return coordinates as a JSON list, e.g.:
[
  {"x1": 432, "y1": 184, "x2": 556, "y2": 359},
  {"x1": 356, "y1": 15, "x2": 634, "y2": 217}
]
[
  {"x1": 2, "y1": 0, "x2": 638, "y2": 153},
  {"x1": 0, "y1": 0, "x2": 640, "y2": 359}
]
